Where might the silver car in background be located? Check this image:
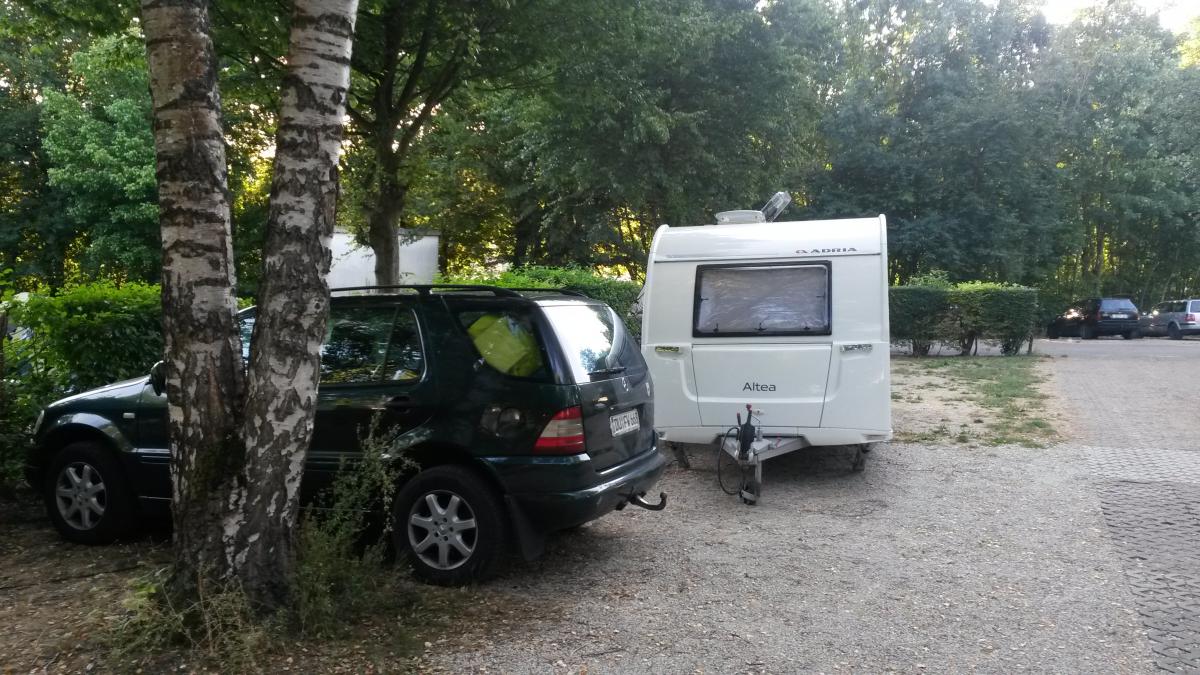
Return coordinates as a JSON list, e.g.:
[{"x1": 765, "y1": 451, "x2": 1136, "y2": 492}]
[{"x1": 1139, "y1": 299, "x2": 1200, "y2": 339}]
